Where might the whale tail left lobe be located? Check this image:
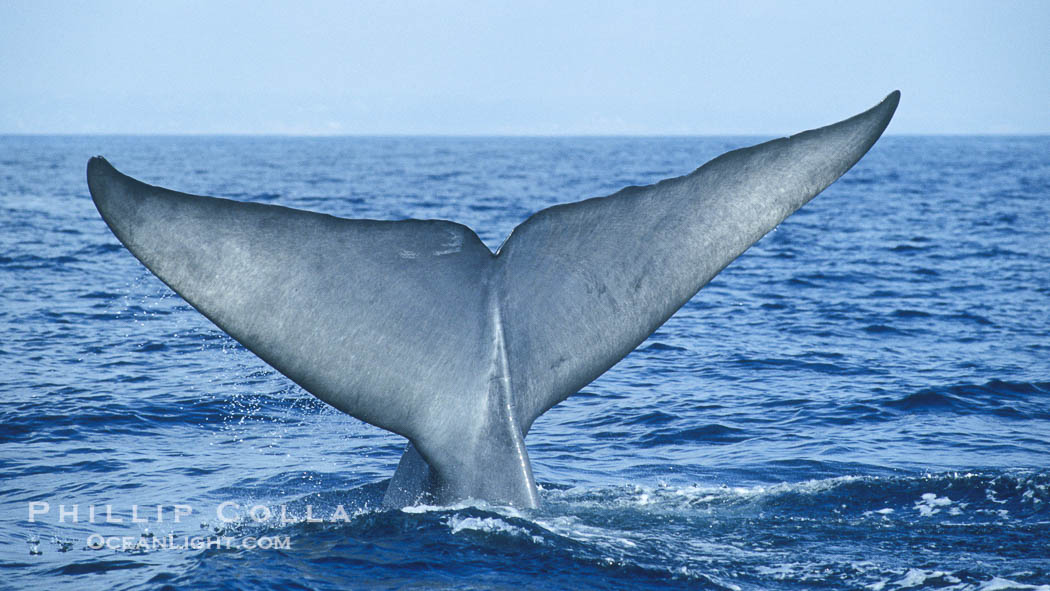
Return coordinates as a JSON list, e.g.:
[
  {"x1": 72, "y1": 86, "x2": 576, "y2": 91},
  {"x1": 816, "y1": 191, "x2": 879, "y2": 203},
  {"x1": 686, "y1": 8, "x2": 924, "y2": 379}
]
[{"x1": 88, "y1": 156, "x2": 534, "y2": 505}]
